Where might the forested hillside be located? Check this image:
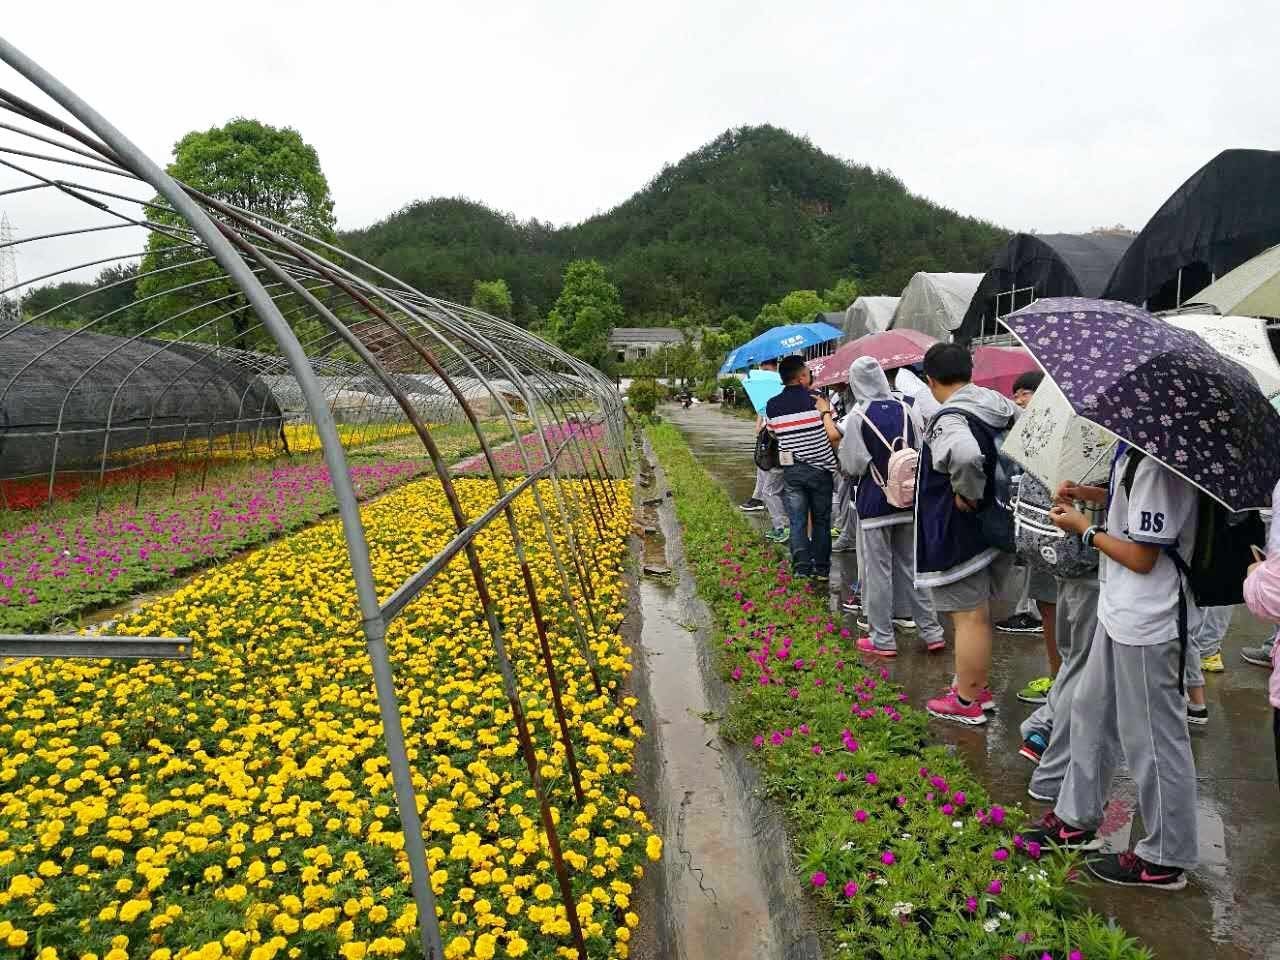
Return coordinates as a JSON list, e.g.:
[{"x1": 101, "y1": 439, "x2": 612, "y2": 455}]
[{"x1": 342, "y1": 125, "x2": 1009, "y2": 324}]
